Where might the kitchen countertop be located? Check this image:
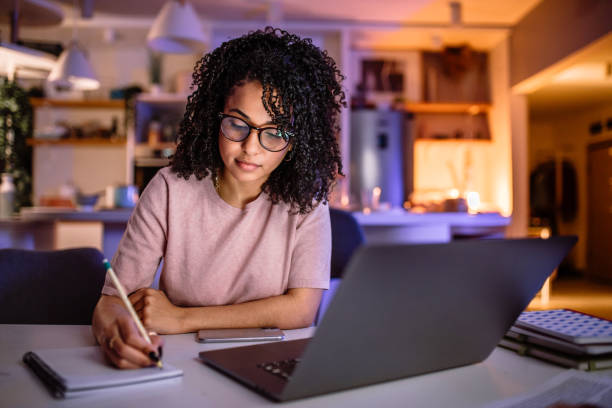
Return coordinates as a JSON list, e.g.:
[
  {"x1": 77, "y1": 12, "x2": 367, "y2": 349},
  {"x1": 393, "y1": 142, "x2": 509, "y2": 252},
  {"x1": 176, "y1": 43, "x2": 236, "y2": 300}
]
[
  {"x1": 13, "y1": 207, "x2": 510, "y2": 228},
  {"x1": 351, "y1": 210, "x2": 510, "y2": 227},
  {"x1": 18, "y1": 207, "x2": 133, "y2": 223}
]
